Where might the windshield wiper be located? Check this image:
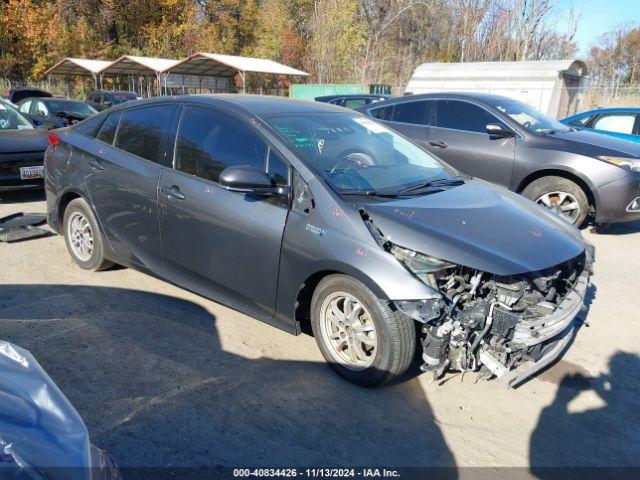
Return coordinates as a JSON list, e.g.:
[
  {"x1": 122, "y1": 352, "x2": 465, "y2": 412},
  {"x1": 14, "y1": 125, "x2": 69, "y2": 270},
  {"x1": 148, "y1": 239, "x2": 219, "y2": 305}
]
[
  {"x1": 339, "y1": 189, "x2": 399, "y2": 197},
  {"x1": 397, "y1": 177, "x2": 465, "y2": 193},
  {"x1": 539, "y1": 128, "x2": 571, "y2": 135}
]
